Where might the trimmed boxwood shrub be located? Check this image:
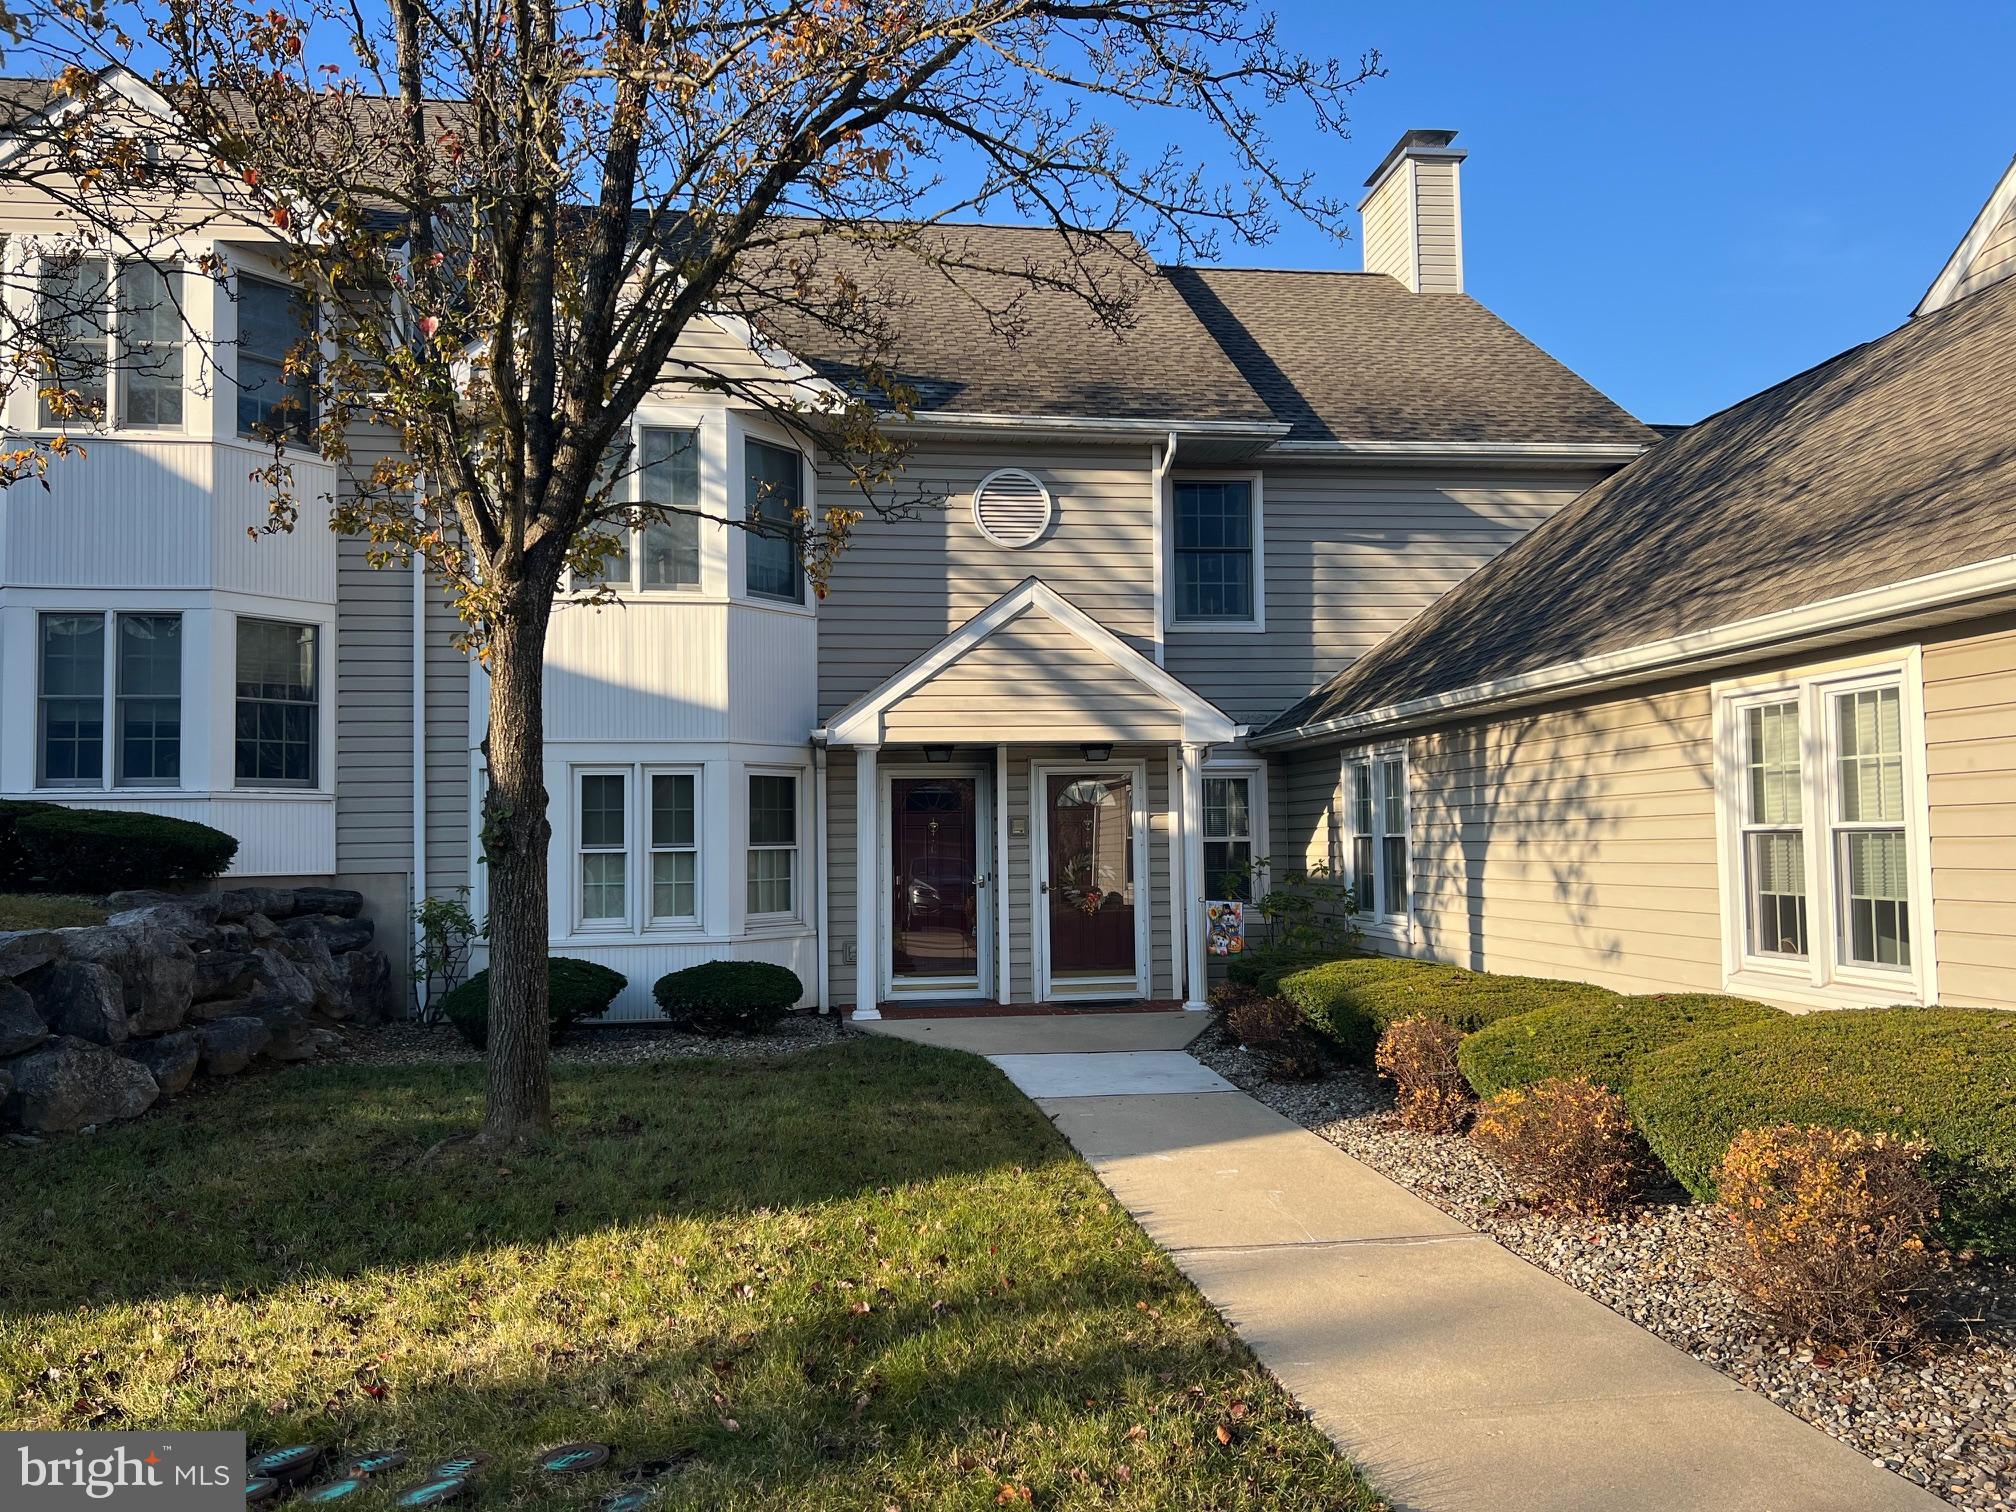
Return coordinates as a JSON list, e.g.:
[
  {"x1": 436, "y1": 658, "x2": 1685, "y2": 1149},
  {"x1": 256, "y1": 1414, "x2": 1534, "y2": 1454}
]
[
  {"x1": 1279, "y1": 956, "x2": 1619, "y2": 1062},
  {"x1": 654, "y1": 960, "x2": 802, "y2": 1035},
  {"x1": 1625, "y1": 1007, "x2": 2016, "y2": 1256},
  {"x1": 441, "y1": 957, "x2": 627, "y2": 1050},
  {"x1": 10, "y1": 805, "x2": 237, "y2": 893},
  {"x1": 1459, "y1": 992, "x2": 1780, "y2": 1099},
  {"x1": 1226, "y1": 947, "x2": 1339, "y2": 996}
]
